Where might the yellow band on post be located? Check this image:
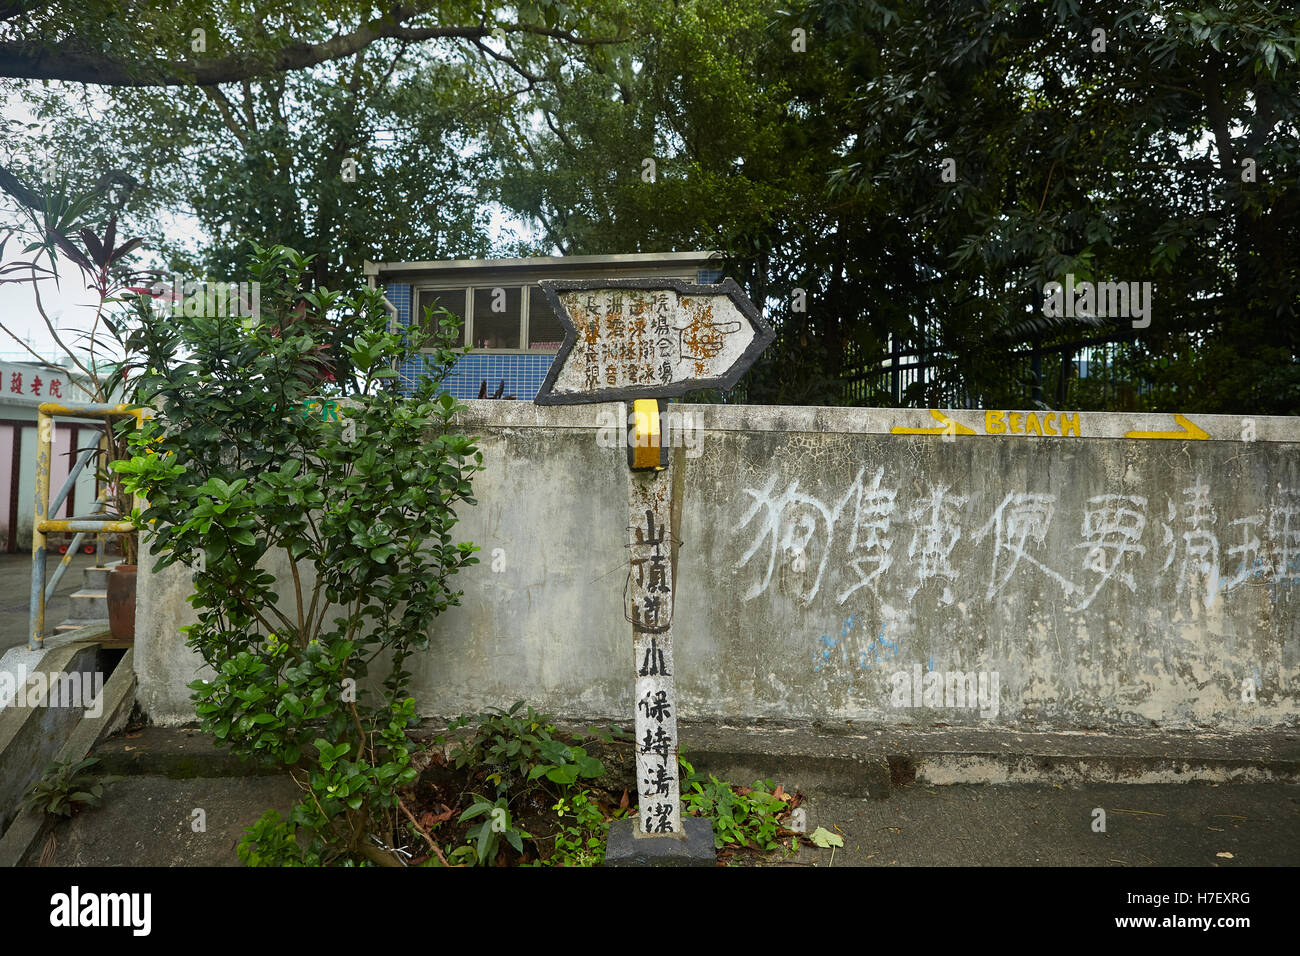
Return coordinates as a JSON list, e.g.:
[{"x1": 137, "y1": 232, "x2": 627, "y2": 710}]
[{"x1": 630, "y1": 399, "x2": 664, "y2": 470}]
